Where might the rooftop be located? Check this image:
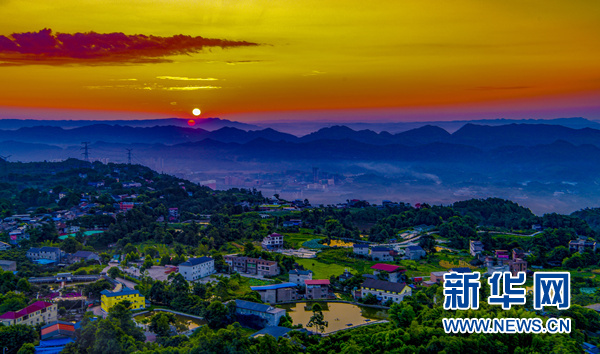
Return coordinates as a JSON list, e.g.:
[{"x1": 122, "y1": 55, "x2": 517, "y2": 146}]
[
  {"x1": 234, "y1": 299, "x2": 284, "y2": 314},
  {"x1": 305, "y1": 279, "x2": 330, "y2": 285},
  {"x1": 0, "y1": 301, "x2": 53, "y2": 320},
  {"x1": 449, "y1": 267, "x2": 472, "y2": 273},
  {"x1": 353, "y1": 244, "x2": 369, "y2": 248},
  {"x1": 361, "y1": 278, "x2": 407, "y2": 293},
  {"x1": 371, "y1": 263, "x2": 404, "y2": 272},
  {"x1": 406, "y1": 245, "x2": 424, "y2": 251},
  {"x1": 289, "y1": 269, "x2": 312, "y2": 275},
  {"x1": 371, "y1": 246, "x2": 392, "y2": 252},
  {"x1": 250, "y1": 282, "x2": 298, "y2": 291},
  {"x1": 250, "y1": 326, "x2": 293, "y2": 339},
  {"x1": 100, "y1": 289, "x2": 142, "y2": 298},
  {"x1": 179, "y1": 256, "x2": 213, "y2": 267}
]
